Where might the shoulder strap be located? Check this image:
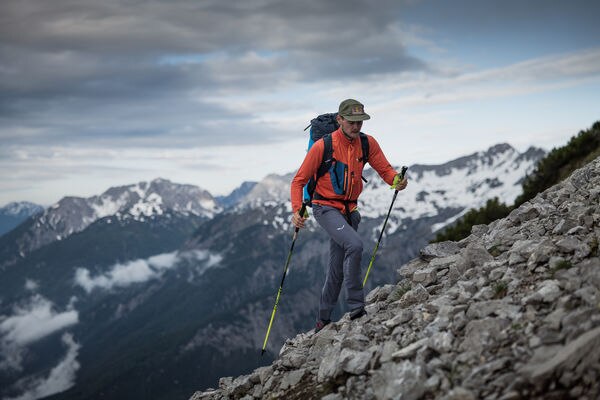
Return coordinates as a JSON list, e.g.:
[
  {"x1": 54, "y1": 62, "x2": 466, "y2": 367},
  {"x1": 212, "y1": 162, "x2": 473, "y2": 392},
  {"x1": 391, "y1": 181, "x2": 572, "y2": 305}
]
[
  {"x1": 317, "y1": 134, "x2": 333, "y2": 179},
  {"x1": 359, "y1": 133, "x2": 369, "y2": 164},
  {"x1": 305, "y1": 134, "x2": 334, "y2": 205}
]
